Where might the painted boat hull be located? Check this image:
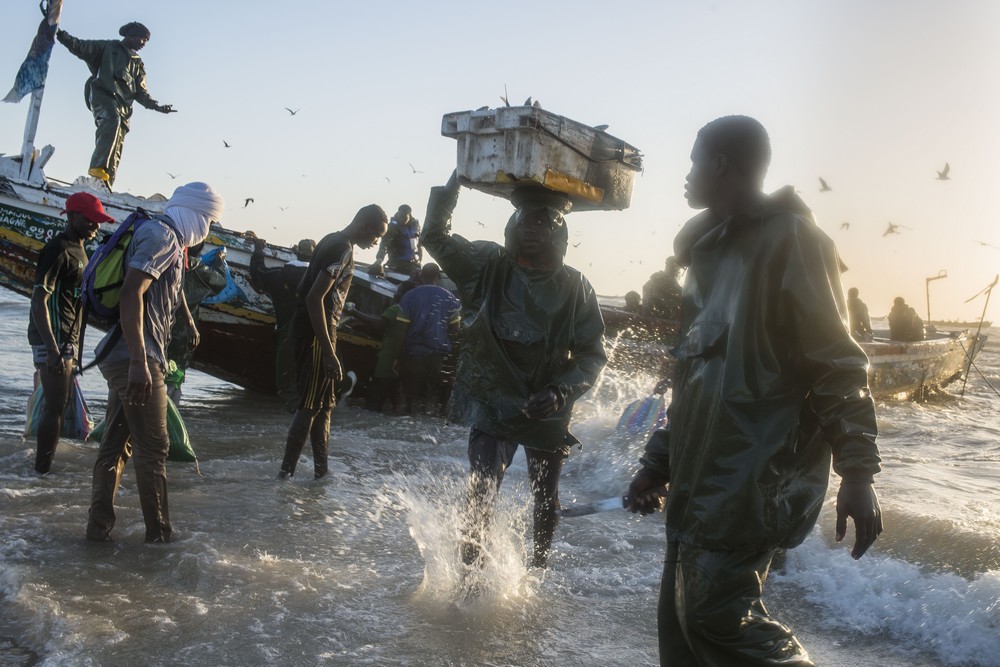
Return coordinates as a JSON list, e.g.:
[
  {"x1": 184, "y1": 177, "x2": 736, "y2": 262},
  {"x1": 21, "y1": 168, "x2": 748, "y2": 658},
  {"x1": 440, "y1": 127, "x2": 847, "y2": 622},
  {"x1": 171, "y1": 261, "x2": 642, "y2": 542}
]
[{"x1": 0, "y1": 175, "x2": 396, "y2": 395}]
